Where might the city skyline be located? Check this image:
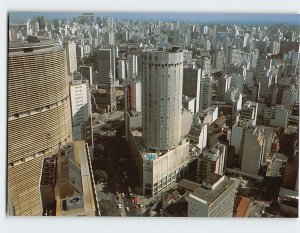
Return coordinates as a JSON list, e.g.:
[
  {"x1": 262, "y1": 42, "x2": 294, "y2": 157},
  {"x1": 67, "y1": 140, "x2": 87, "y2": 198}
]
[
  {"x1": 6, "y1": 9, "x2": 299, "y2": 224},
  {"x1": 9, "y1": 12, "x2": 300, "y2": 25}
]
